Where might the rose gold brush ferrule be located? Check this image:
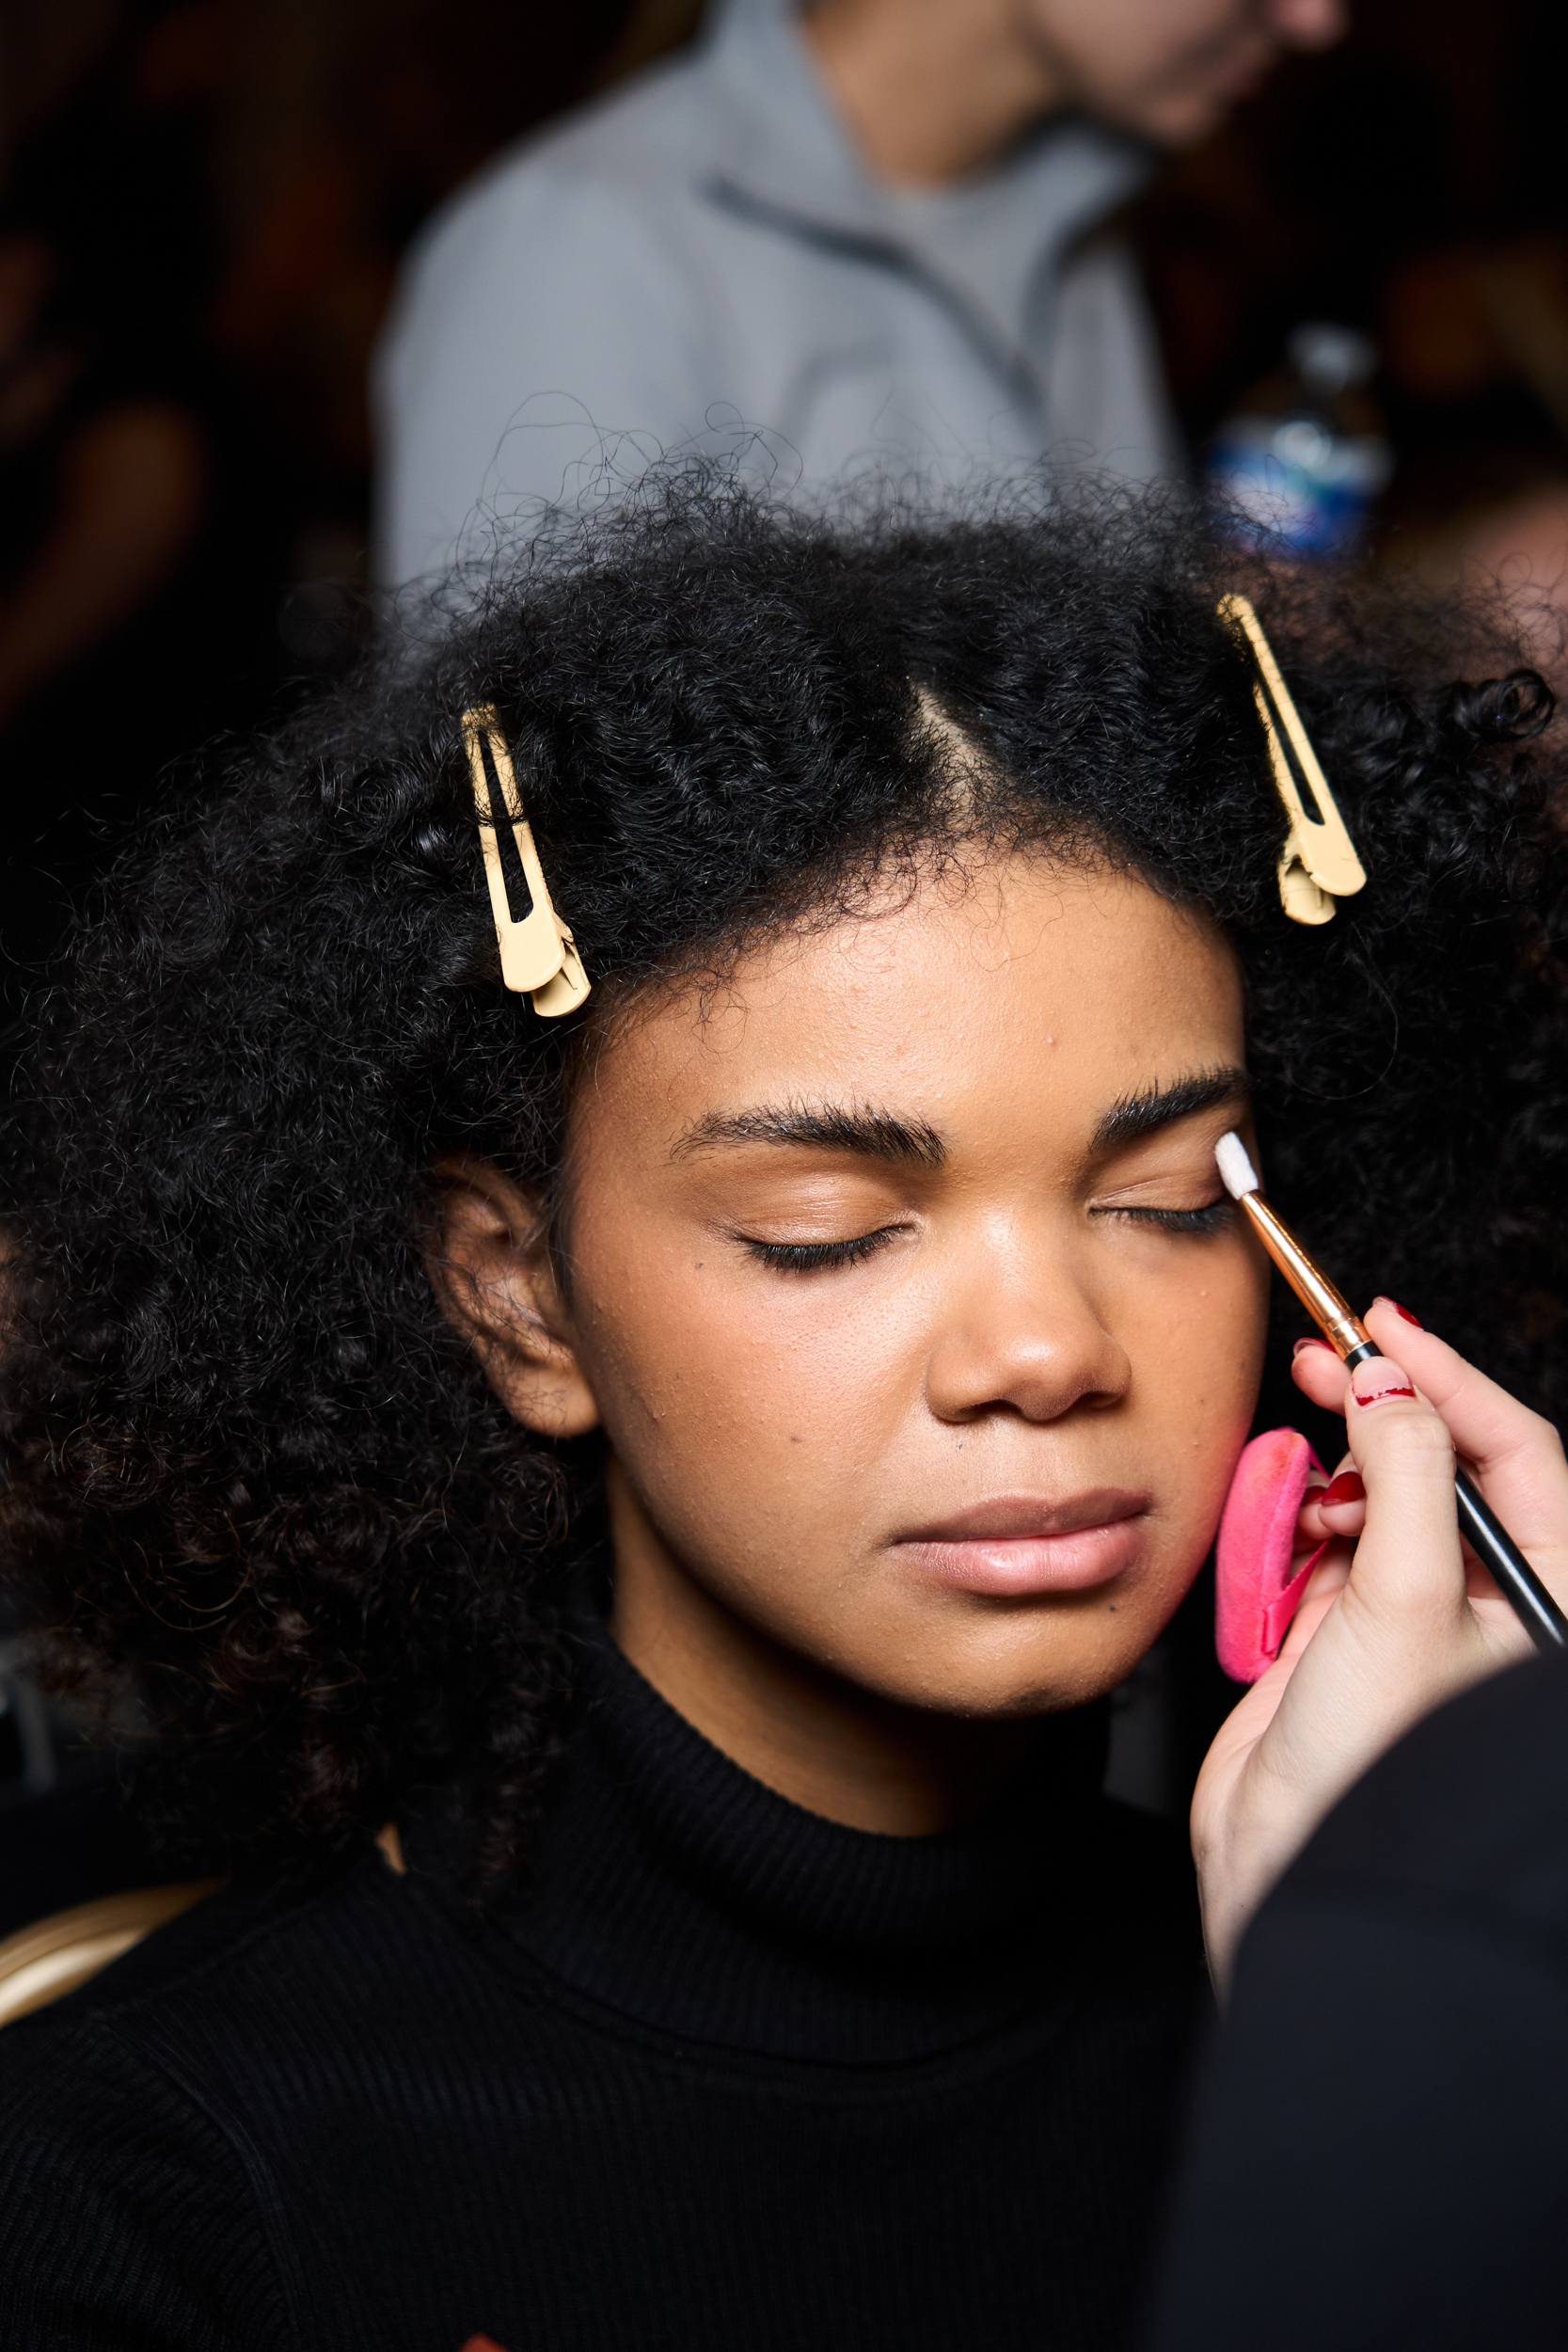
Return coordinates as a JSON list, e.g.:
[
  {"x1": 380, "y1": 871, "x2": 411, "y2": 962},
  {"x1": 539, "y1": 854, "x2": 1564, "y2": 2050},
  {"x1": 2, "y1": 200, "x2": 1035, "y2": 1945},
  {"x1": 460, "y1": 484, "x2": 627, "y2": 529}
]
[{"x1": 1236, "y1": 1193, "x2": 1372, "y2": 1360}]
